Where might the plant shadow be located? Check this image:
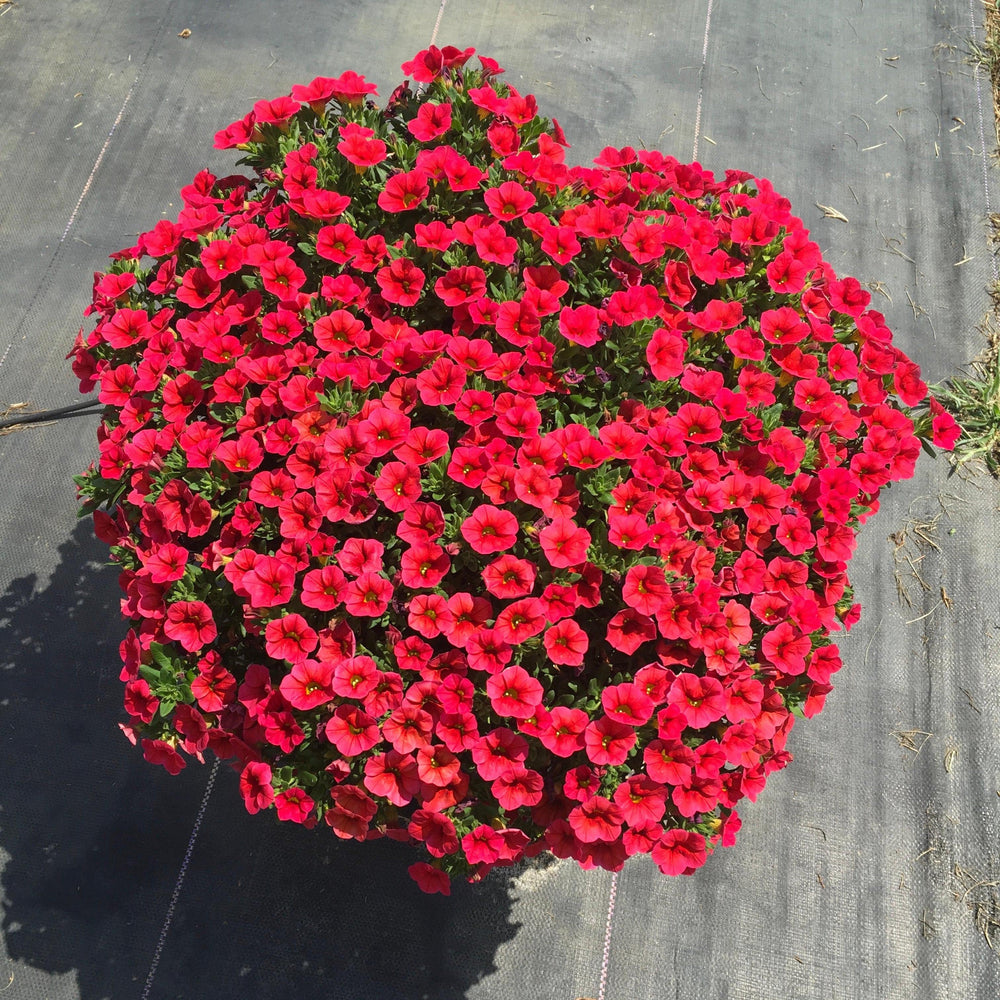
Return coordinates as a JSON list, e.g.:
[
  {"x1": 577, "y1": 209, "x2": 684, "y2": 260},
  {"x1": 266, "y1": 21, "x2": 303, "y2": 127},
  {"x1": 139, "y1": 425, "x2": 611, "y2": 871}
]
[{"x1": 0, "y1": 519, "x2": 519, "y2": 999}]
